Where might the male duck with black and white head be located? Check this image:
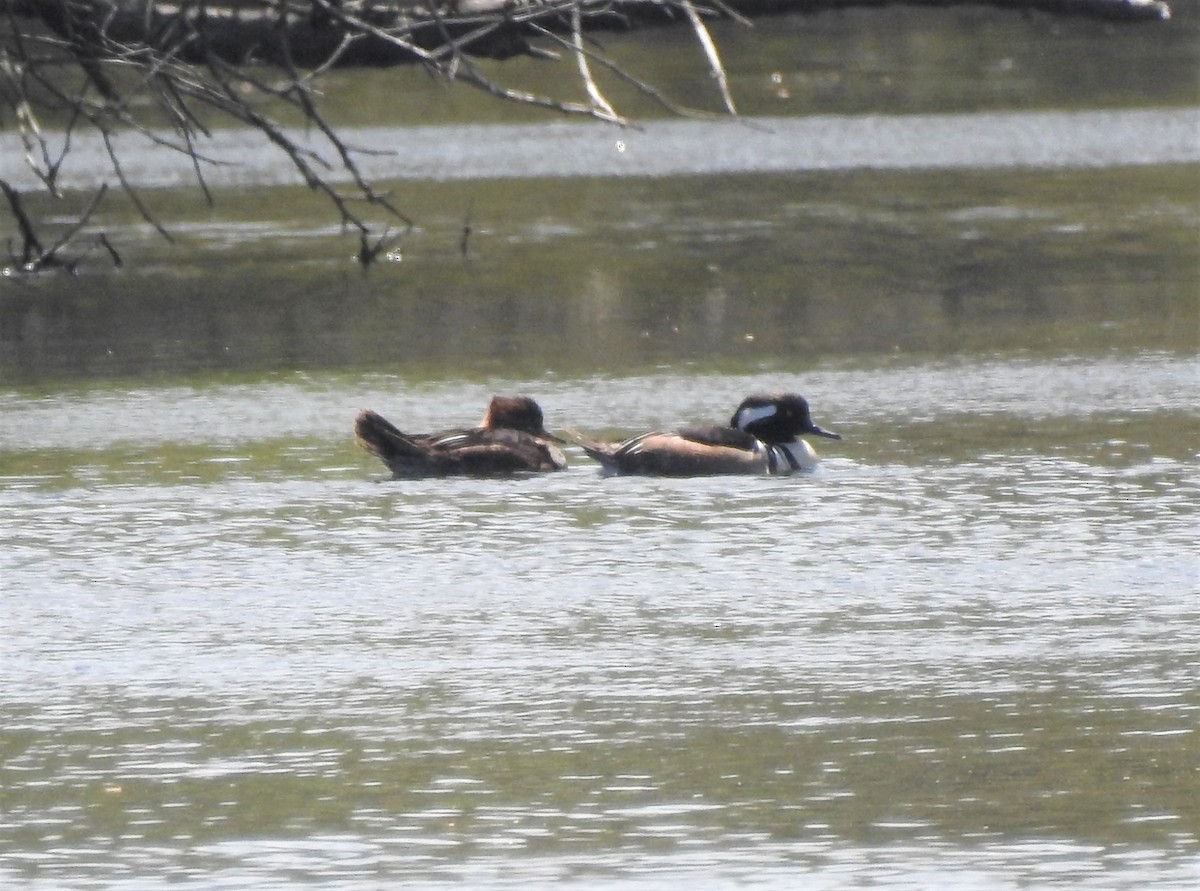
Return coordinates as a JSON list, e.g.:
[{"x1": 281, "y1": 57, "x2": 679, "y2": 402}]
[
  {"x1": 576, "y1": 393, "x2": 841, "y2": 476},
  {"x1": 355, "y1": 395, "x2": 567, "y2": 478}
]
